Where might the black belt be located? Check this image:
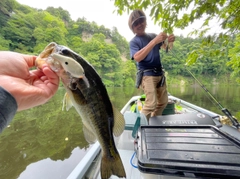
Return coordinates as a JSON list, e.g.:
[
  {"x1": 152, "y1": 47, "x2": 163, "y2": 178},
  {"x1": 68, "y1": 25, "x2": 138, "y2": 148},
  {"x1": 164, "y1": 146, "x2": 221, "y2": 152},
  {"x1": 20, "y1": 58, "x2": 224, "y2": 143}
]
[{"x1": 140, "y1": 67, "x2": 162, "y2": 74}]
